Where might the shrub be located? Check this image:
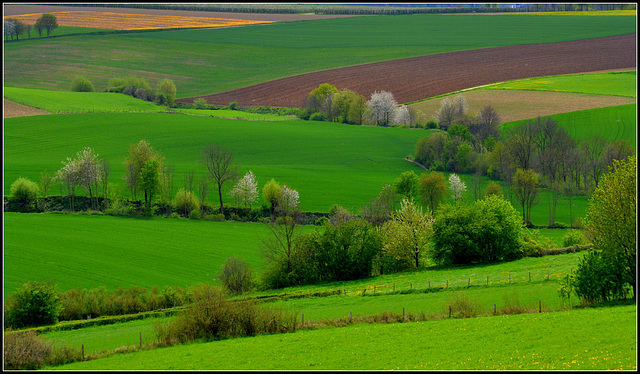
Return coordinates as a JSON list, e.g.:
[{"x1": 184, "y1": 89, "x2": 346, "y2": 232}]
[
  {"x1": 204, "y1": 213, "x2": 225, "y2": 222},
  {"x1": 229, "y1": 100, "x2": 238, "y2": 110},
  {"x1": 562, "y1": 230, "x2": 588, "y2": 247},
  {"x1": 5, "y1": 281, "x2": 62, "y2": 328},
  {"x1": 447, "y1": 292, "x2": 484, "y2": 318},
  {"x1": 105, "y1": 199, "x2": 132, "y2": 216},
  {"x1": 521, "y1": 229, "x2": 555, "y2": 257},
  {"x1": 571, "y1": 250, "x2": 629, "y2": 303},
  {"x1": 432, "y1": 195, "x2": 524, "y2": 265},
  {"x1": 193, "y1": 98, "x2": 208, "y2": 109},
  {"x1": 218, "y1": 257, "x2": 255, "y2": 295},
  {"x1": 189, "y1": 208, "x2": 201, "y2": 220},
  {"x1": 156, "y1": 79, "x2": 176, "y2": 106},
  {"x1": 296, "y1": 108, "x2": 311, "y2": 120},
  {"x1": 9, "y1": 177, "x2": 39, "y2": 211},
  {"x1": 3, "y1": 330, "x2": 54, "y2": 370},
  {"x1": 174, "y1": 188, "x2": 199, "y2": 216},
  {"x1": 425, "y1": 120, "x2": 438, "y2": 129},
  {"x1": 70, "y1": 76, "x2": 95, "y2": 92},
  {"x1": 309, "y1": 111, "x2": 327, "y2": 121}
]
